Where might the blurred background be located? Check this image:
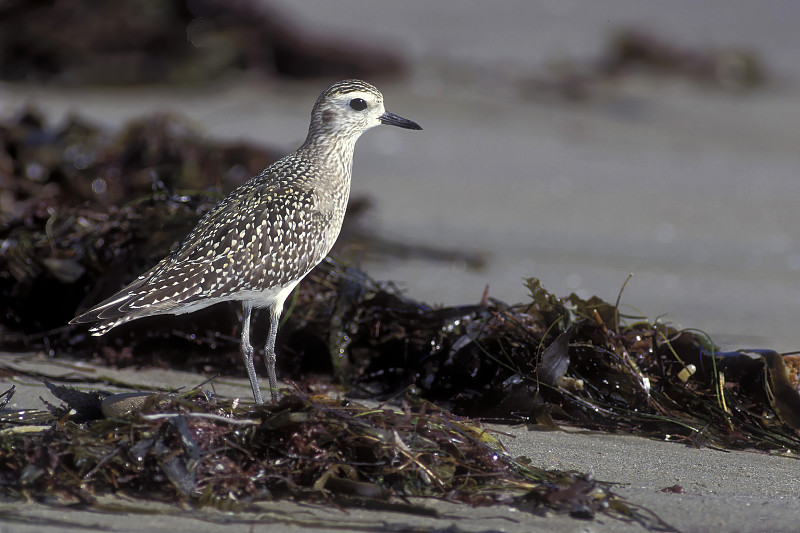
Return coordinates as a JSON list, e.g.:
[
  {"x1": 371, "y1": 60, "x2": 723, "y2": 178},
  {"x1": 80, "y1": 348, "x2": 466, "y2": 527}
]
[{"x1": 2, "y1": 0, "x2": 799, "y2": 351}]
